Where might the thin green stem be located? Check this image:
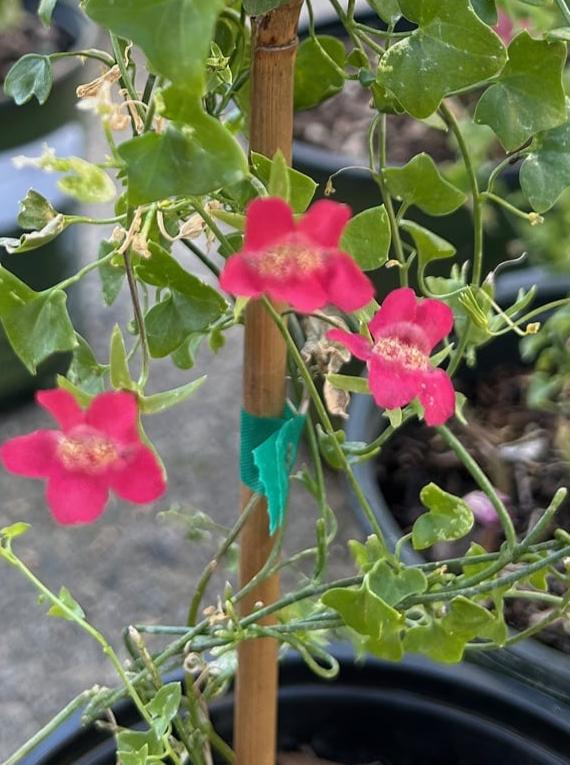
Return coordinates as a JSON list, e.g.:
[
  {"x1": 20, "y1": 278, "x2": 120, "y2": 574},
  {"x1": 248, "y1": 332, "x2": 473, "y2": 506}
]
[
  {"x1": 480, "y1": 192, "x2": 537, "y2": 223},
  {"x1": 187, "y1": 494, "x2": 261, "y2": 626},
  {"x1": 50, "y1": 49, "x2": 115, "y2": 67},
  {"x1": 123, "y1": 251, "x2": 150, "y2": 388},
  {"x1": 45, "y1": 249, "x2": 117, "y2": 292},
  {"x1": 191, "y1": 200, "x2": 235, "y2": 255},
  {"x1": 437, "y1": 425, "x2": 517, "y2": 550},
  {"x1": 2, "y1": 690, "x2": 97, "y2": 765},
  {"x1": 110, "y1": 34, "x2": 145, "y2": 126},
  {"x1": 181, "y1": 238, "x2": 222, "y2": 278},
  {"x1": 440, "y1": 101, "x2": 483, "y2": 287},
  {"x1": 0, "y1": 547, "x2": 152, "y2": 725},
  {"x1": 262, "y1": 298, "x2": 388, "y2": 548},
  {"x1": 554, "y1": 0, "x2": 570, "y2": 26}
]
